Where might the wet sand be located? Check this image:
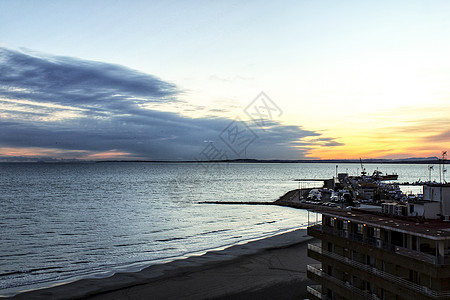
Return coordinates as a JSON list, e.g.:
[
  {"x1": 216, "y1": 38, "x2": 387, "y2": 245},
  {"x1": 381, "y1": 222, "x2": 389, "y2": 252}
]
[{"x1": 11, "y1": 229, "x2": 317, "y2": 300}]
